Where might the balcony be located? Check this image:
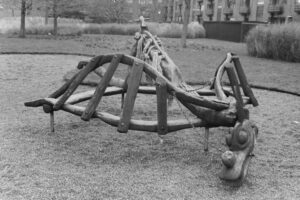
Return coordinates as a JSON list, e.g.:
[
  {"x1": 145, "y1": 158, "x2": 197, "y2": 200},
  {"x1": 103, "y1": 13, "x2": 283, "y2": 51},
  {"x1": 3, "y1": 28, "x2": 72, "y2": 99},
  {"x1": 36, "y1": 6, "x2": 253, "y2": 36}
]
[
  {"x1": 239, "y1": 5, "x2": 250, "y2": 15},
  {"x1": 223, "y1": 7, "x2": 233, "y2": 15},
  {"x1": 268, "y1": 4, "x2": 283, "y2": 14},
  {"x1": 206, "y1": 8, "x2": 214, "y2": 16},
  {"x1": 295, "y1": 4, "x2": 300, "y2": 13}
]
